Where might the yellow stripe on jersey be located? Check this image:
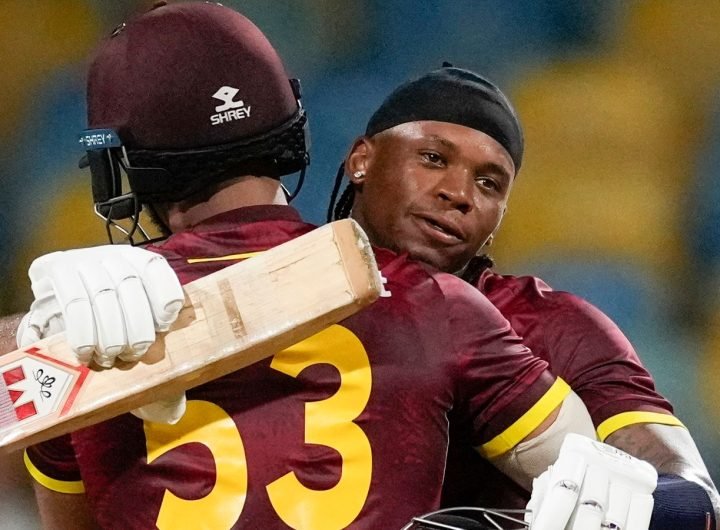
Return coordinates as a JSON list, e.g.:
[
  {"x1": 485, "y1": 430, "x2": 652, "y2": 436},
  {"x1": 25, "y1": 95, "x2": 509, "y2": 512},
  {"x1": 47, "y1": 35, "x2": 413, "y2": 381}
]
[
  {"x1": 187, "y1": 251, "x2": 263, "y2": 264},
  {"x1": 597, "y1": 411, "x2": 685, "y2": 441},
  {"x1": 478, "y1": 377, "x2": 571, "y2": 459},
  {"x1": 23, "y1": 450, "x2": 85, "y2": 494}
]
